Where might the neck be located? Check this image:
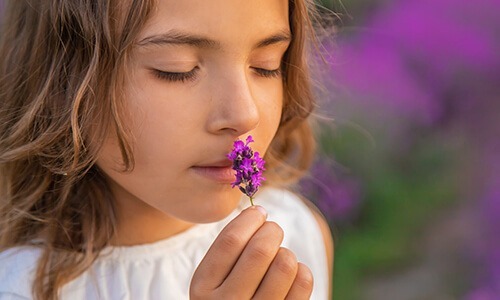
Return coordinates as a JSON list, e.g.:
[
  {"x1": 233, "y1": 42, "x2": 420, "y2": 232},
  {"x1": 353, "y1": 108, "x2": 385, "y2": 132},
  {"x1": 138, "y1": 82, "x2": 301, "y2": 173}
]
[{"x1": 109, "y1": 190, "x2": 194, "y2": 247}]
